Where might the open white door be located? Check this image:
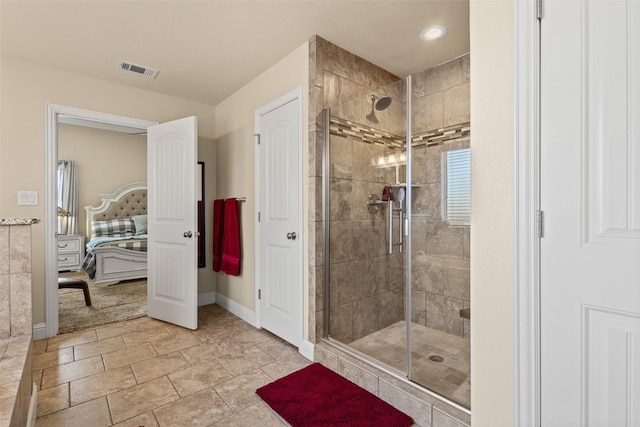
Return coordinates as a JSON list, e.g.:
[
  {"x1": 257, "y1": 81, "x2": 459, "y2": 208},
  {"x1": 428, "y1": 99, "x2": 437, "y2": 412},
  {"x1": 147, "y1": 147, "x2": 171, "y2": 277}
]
[
  {"x1": 256, "y1": 89, "x2": 303, "y2": 348},
  {"x1": 541, "y1": 1, "x2": 640, "y2": 425},
  {"x1": 147, "y1": 117, "x2": 198, "y2": 330}
]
